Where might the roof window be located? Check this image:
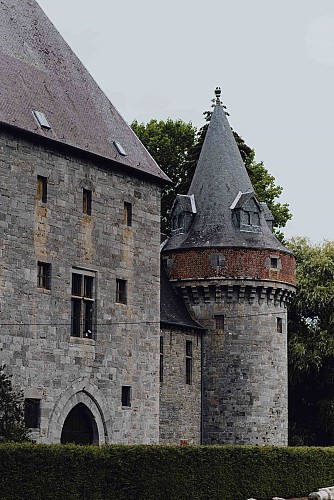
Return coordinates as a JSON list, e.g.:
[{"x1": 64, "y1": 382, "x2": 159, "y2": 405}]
[
  {"x1": 113, "y1": 141, "x2": 127, "y2": 156},
  {"x1": 33, "y1": 111, "x2": 51, "y2": 129}
]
